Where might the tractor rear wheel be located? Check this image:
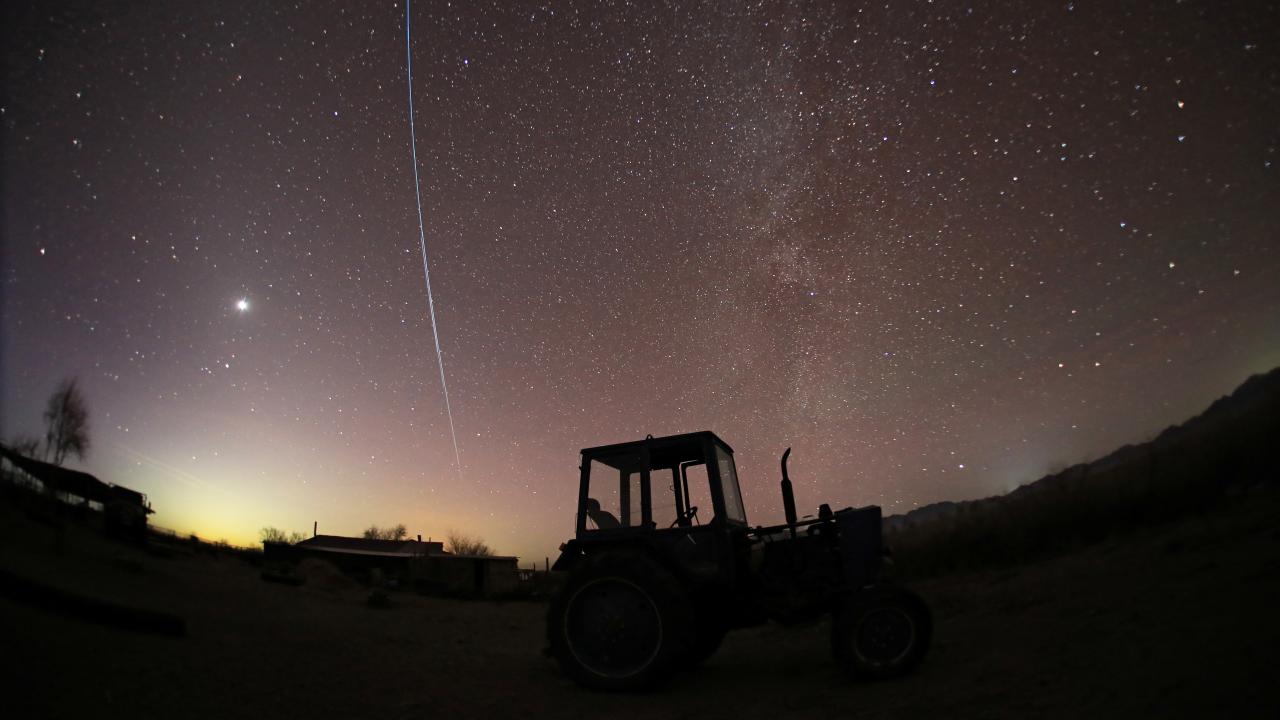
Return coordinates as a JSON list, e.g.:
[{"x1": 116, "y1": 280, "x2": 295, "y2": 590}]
[
  {"x1": 831, "y1": 586, "x2": 932, "y2": 680},
  {"x1": 547, "y1": 553, "x2": 692, "y2": 691}
]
